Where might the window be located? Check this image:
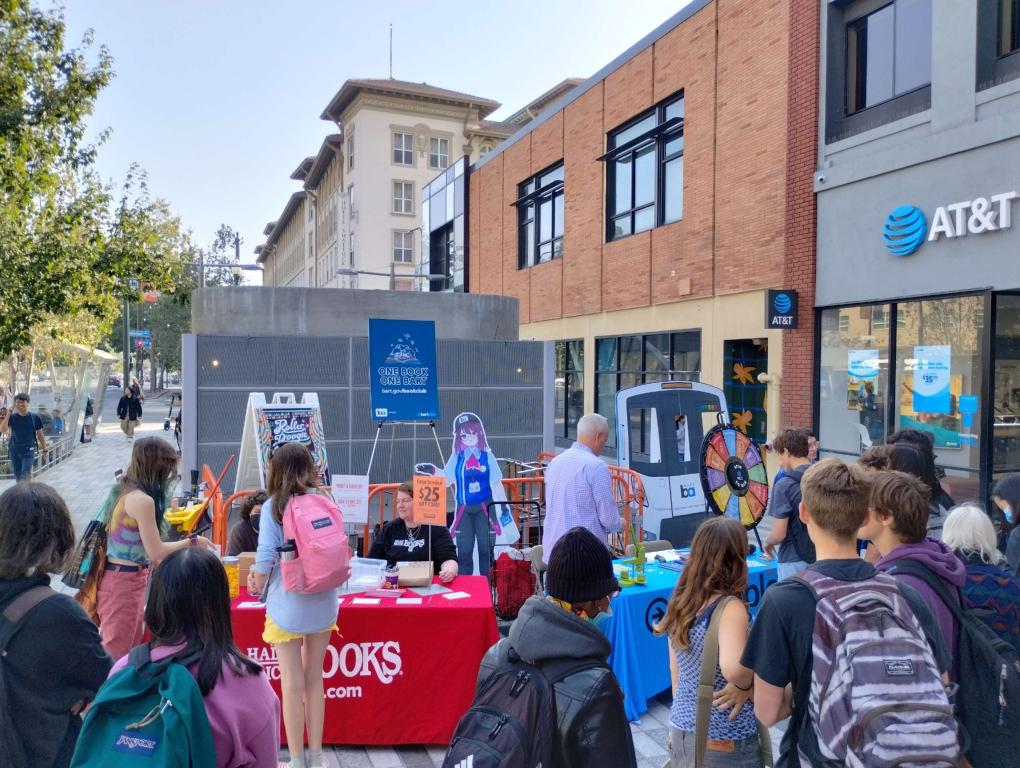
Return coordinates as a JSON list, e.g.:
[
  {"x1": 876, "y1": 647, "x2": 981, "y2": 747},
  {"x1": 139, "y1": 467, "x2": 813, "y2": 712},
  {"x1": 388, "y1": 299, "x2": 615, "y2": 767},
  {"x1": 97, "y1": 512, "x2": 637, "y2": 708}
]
[
  {"x1": 349, "y1": 232, "x2": 355, "y2": 265},
  {"x1": 605, "y1": 93, "x2": 684, "y2": 242},
  {"x1": 595, "y1": 331, "x2": 701, "y2": 453},
  {"x1": 516, "y1": 163, "x2": 564, "y2": 268},
  {"x1": 846, "y1": 0, "x2": 932, "y2": 114},
  {"x1": 348, "y1": 135, "x2": 354, "y2": 170},
  {"x1": 978, "y1": 0, "x2": 1020, "y2": 90},
  {"x1": 555, "y1": 340, "x2": 585, "y2": 446},
  {"x1": 393, "y1": 132, "x2": 413, "y2": 165},
  {"x1": 429, "y1": 137, "x2": 449, "y2": 169},
  {"x1": 393, "y1": 231, "x2": 413, "y2": 263},
  {"x1": 838, "y1": 313, "x2": 850, "y2": 332},
  {"x1": 393, "y1": 181, "x2": 413, "y2": 214},
  {"x1": 1001, "y1": 0, "x2": 1020, "y2": 56},
  {"x1": 347, "y1": 184, "x2": 355, "y2": 213}
]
